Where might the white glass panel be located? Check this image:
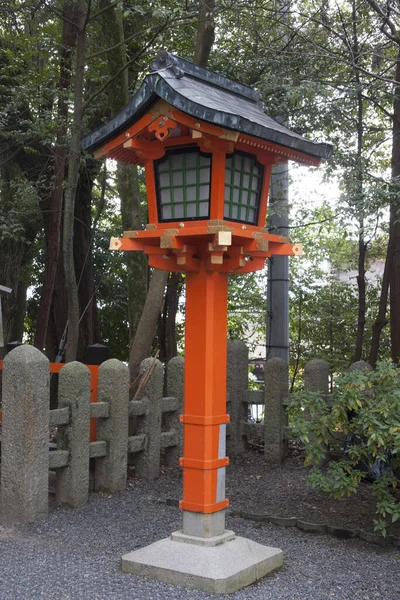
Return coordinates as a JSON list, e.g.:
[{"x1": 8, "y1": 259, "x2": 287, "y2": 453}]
[
  {"x1": 243, "y1": 157, "x2": 251, "y2": 172},
  {"x1": 225, "y1": 157, "x2": 232, "y2": 168},
  {"x1": 253, "y1": 165, "x2": 260, "y2": 177},
  {"x1": 249, "y1": 192, "x2": 257, "y2": 206},
  {"x1": 160, "y1": 173, "x2": 170, "y2": 187},
  {"x1": 231, "y1": 205, "x2": 240, "y2": 219},
  {"x1": 185, "y1": 153, "x2": 197, "y2": 168},
  {"x1": 241, "y1": 190, "x2": 250, "y2": 206},
  {"x1": 251, "y1": 177, "x2": 259, "y2": 191},
  {"x1": 224, "y1": 204, "x2": 230, "y2": 217},
  {"x1": 160, "y1": 189, "x2": 171, "y2": 204},
  {"x1": 248, "y1": 208, "x2": 256, "y2": 223},
  {"x1": 199, "y1": 184, "x2": 210, "y2": 200},
  {"x1": 199, "y1": 155, "x2": 211, "y2": 166},
  {"x1": 224, "y1": 187, "x2": 230, "y2": 201},
  {"x1": 186, "y1": 204, "x2": 197, "y2": 217},
  {"x1": 173, "y1": 187, "x2": 184, "y2": 203},
  {"x1": 171, "y1": 154, "x2": 183, "y2": 169},
  {"x1": 199, "y1": 202, "x2": 209, "y2": 217},
  {"x1": 174, "y1": 204, "x2": 184, "y2": 218},
  {"x1": 173, "y1": 171, "x2": 183, "y2": 186},
  {"x1": 232, "y1": 188, "x2": 240, "y2": 203},
  {"x1": 157, "y1": 158, "x2": 169, "y2": 171},
  {"x1": 199, "y1": 168, "x2": 210, "y2": 183},
  {"x1": 187, "y1": 186, "x2": 196, "y2": 201},
  {"x1": 186, "y1": 169, "x2": 196, "y2": 185},
  {"x1": 162, "y1": 205, "x2": 172, "y2": 220},
  {"x1": 225, "y1": 169, "x2": 232, "y2": 184},
  {"x1": 234, "y1": 172, "x2": 241, "y2": 186},
  {"x1": 243, "y1": 174, "x2": 250, "y2": 188},
  {"x1": 240, "y1": 207, "x2": 247, "y2": 221}
]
